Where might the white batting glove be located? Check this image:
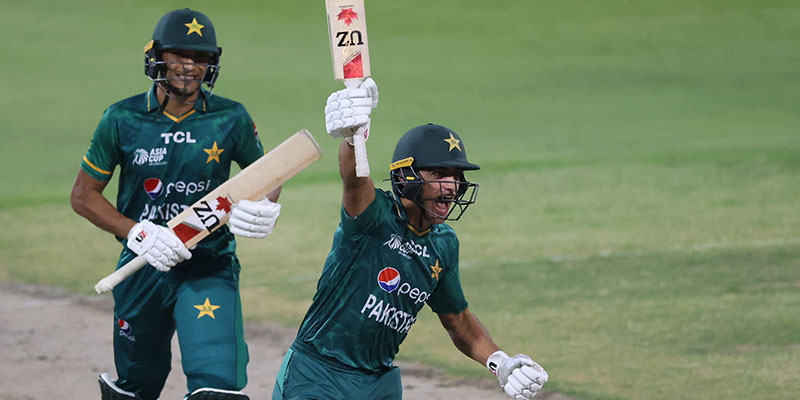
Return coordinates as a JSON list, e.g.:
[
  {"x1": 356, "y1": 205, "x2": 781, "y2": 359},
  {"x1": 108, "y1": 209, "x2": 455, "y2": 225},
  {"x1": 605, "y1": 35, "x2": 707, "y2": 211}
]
[
  {"x1": 228, "y1": 197, "x2": 281, "y2": 239},
  {"x1": 126, "y1": 220, "x2": 192, "y2": 272},
  {"x1": 487, "y1": 351, "x2": 548, "y2": 400},
  {"x1": 325, "y1": 77, "x2": 378, "y2": 143}
]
